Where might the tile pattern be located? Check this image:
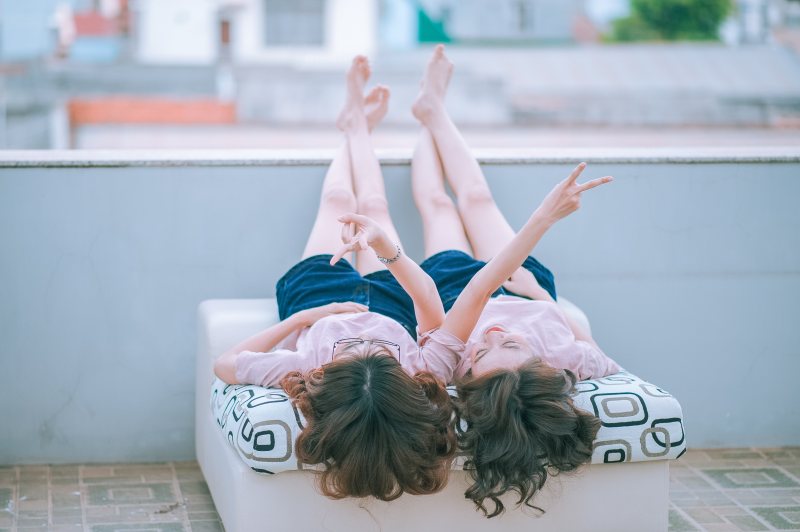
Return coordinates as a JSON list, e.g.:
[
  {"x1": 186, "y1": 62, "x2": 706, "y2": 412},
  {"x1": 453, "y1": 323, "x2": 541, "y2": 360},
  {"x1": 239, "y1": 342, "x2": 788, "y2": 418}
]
[
  {"x1": 0, "y1": 462, "x2": 222, "y2": 531},
  {"x1": 0, "y1": 448, "x2": 798, "y2": 531},
  {"x1": 670, "y1": 448, "x2": 800, "y2": 531}
]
